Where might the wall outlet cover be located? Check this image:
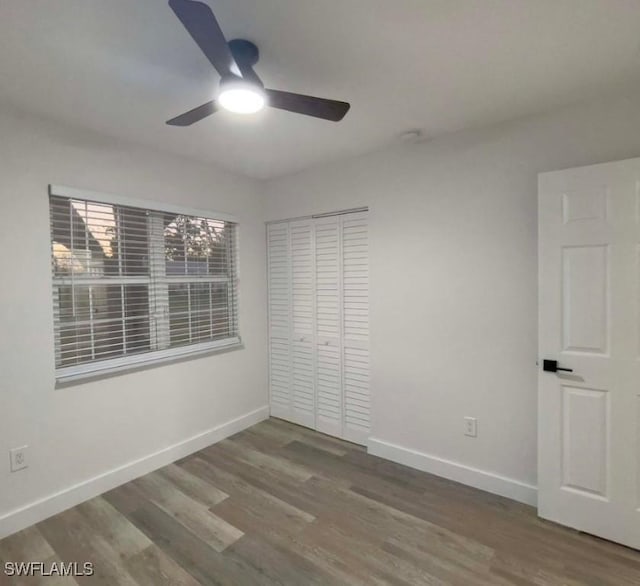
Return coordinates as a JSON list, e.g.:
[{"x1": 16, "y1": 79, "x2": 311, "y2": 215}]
[
  {"x1": 10, "y1": 446, "x2": 28, "y2": 472},
  {"x1": 464, "y1": 417, "x2": 478, "y2": 438}
]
